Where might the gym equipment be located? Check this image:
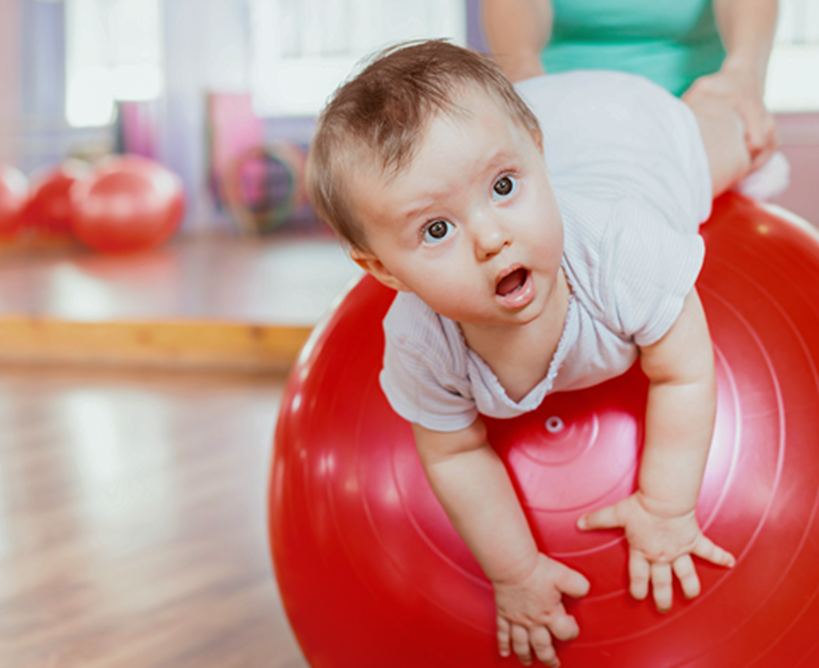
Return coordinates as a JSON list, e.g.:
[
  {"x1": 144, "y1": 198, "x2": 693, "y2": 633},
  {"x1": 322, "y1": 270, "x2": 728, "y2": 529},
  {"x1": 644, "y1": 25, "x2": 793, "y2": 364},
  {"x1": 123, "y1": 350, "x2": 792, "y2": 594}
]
[
  {"x1": 270, "y1": 194, "x2": 819, "y2": 667},
  {"x1": 22, "y1": 161, "x2": 90, "y2": 237}
]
